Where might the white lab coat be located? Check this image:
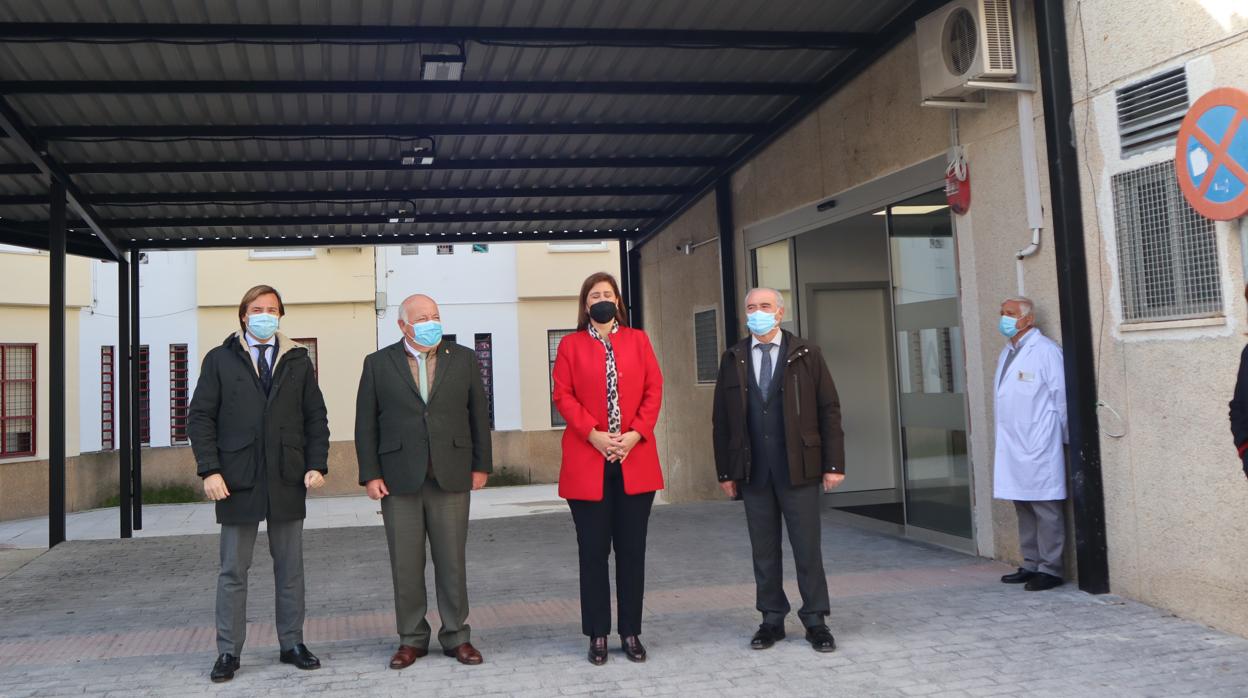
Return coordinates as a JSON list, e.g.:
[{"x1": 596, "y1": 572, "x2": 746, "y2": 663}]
[{"x1": 992, "y1": 329, "x2": 1068, "y2": 501}]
